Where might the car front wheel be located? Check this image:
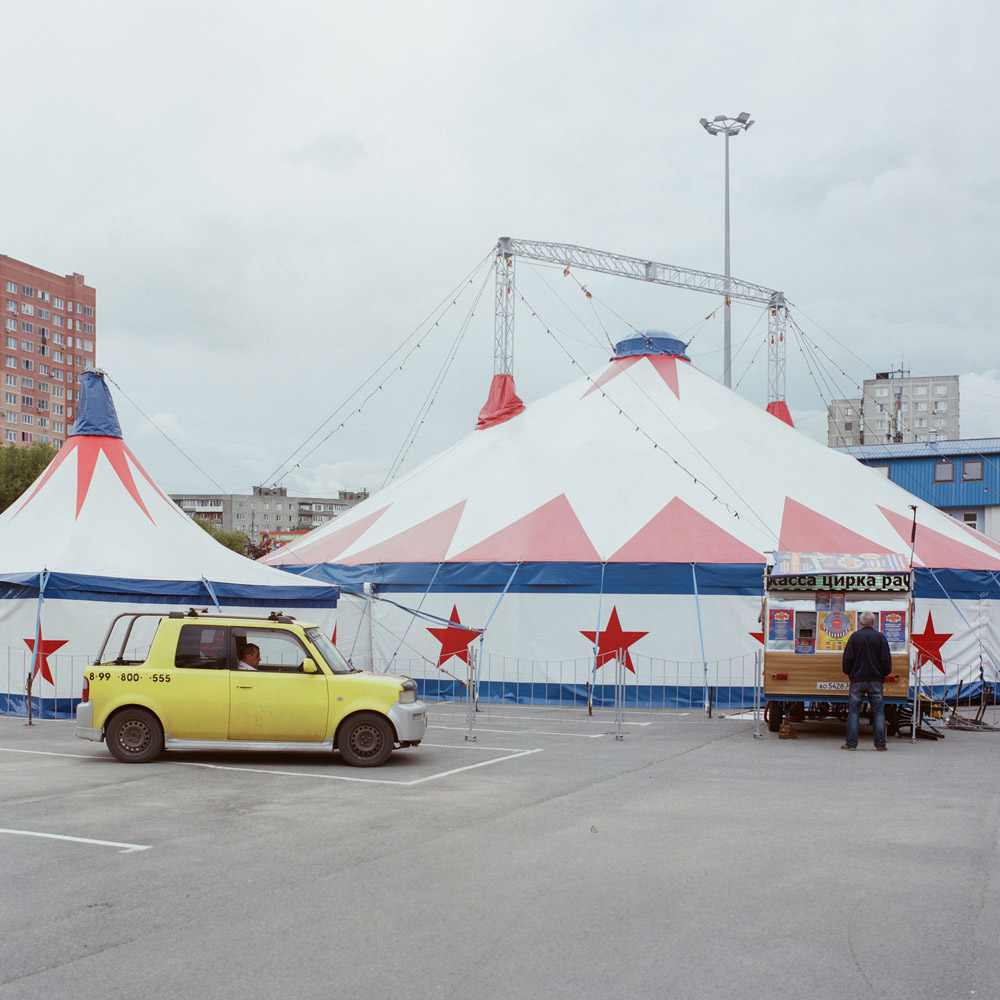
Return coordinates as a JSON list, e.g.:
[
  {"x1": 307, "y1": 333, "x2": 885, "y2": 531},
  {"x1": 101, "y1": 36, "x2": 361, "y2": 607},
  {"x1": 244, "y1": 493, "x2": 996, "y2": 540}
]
[
  {"x1": 106, "y1": 708, "x2": 164, "y2": 763},
  {"x1": 337, "y1": 713, "x2": 394, "y2": 767}
]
